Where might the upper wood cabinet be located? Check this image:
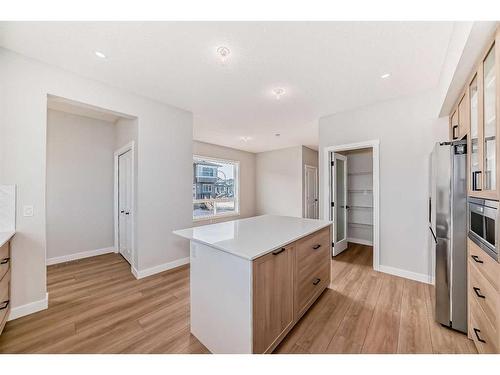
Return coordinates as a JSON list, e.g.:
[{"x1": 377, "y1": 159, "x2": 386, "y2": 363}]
[{"x1": 461, "y1": 28, "x2": 500, "y2": 200}]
